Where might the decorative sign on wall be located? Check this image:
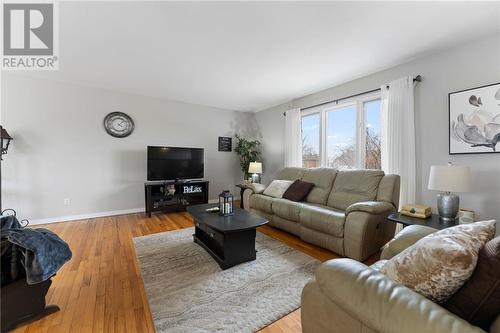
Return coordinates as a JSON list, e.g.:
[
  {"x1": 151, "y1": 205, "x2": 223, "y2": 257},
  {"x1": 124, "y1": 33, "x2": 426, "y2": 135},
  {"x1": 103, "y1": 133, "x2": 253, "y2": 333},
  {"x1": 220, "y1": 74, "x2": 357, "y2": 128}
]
[
  {"x1": 449, "y1": 82, "x2": 500, "y2": 154},
  {"x1": 218, "y1": 136, "x2": 232, "y2": 152}
]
